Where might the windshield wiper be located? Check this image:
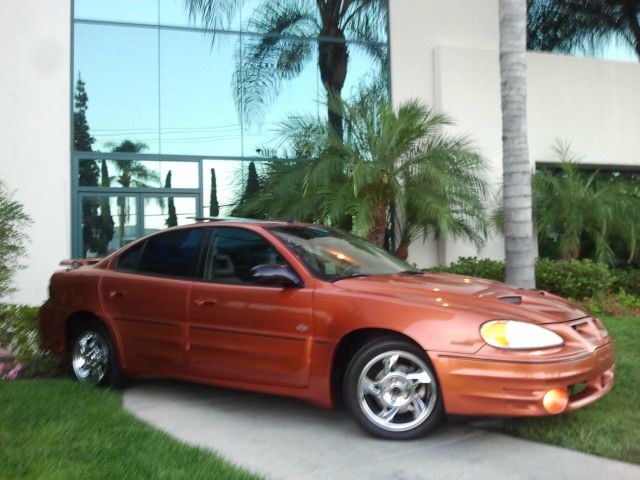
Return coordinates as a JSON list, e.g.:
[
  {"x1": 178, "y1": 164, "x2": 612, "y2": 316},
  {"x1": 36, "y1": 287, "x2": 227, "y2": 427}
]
[
  {"x1": 330, "y1": 273, "x2": 372, "y2": 282},
  {"x1": 398, "y1": 270, "x2": 424, "y2": 275}
]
